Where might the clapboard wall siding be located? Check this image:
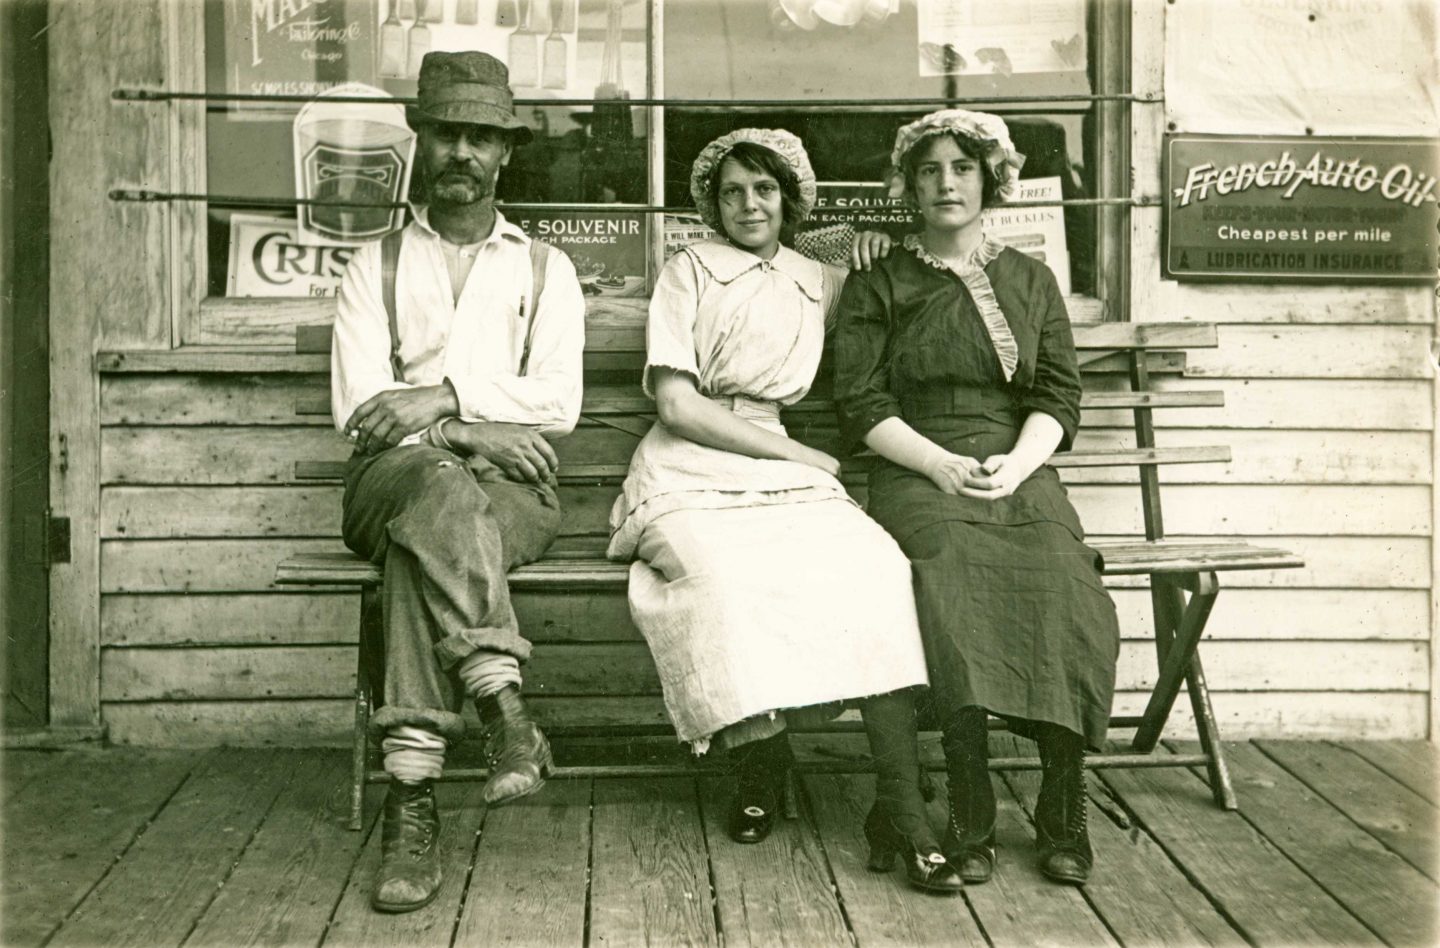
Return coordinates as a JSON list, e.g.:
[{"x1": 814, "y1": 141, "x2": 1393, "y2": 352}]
[
  {"x1": 98, "y1": 485, "x2": 1431, "y2": 547},
  {"x1": 1182, "y1": 325, "x2": 1431, "y2": 380},
  {"x1": 1172, "y1": 286, "x2": 1435, "y2": 325},
  {"x1": 98, "y1": 428, "x2": 1432, "y2": 492},
  {"x1": 93, "y1": 317, "x2": 1435, "y2": 742},
  {"x1": 102, "y1": 373, "x2": 1436, "y2": 432},
  {"x1": 99, "y1": 640, "x2": 1429, "y2": 704},
  {"x1": 96, "y1": 586, "x2": 1430, "y2": 649},
  {"x1": 98, "y1": 591, "x2": 1432, "y2": 645},
  {"x1": 101, "y1": 593, "x2": 359, "y2": 646},
  {"x1": 100, "y1": 691, "x2": 1430, "y2": 747},
  {"x1": 97, "y1": 535, "x2": 1425, "y2": 593}
]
